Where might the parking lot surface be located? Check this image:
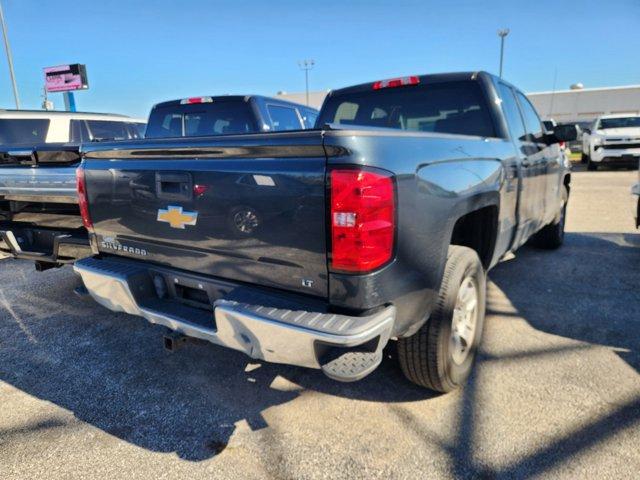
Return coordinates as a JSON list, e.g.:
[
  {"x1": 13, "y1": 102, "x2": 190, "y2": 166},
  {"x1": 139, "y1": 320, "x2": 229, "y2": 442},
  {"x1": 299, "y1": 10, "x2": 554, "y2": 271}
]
[{"x1": 1, "y1": 167, "x2": 639, "y2": 479}]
